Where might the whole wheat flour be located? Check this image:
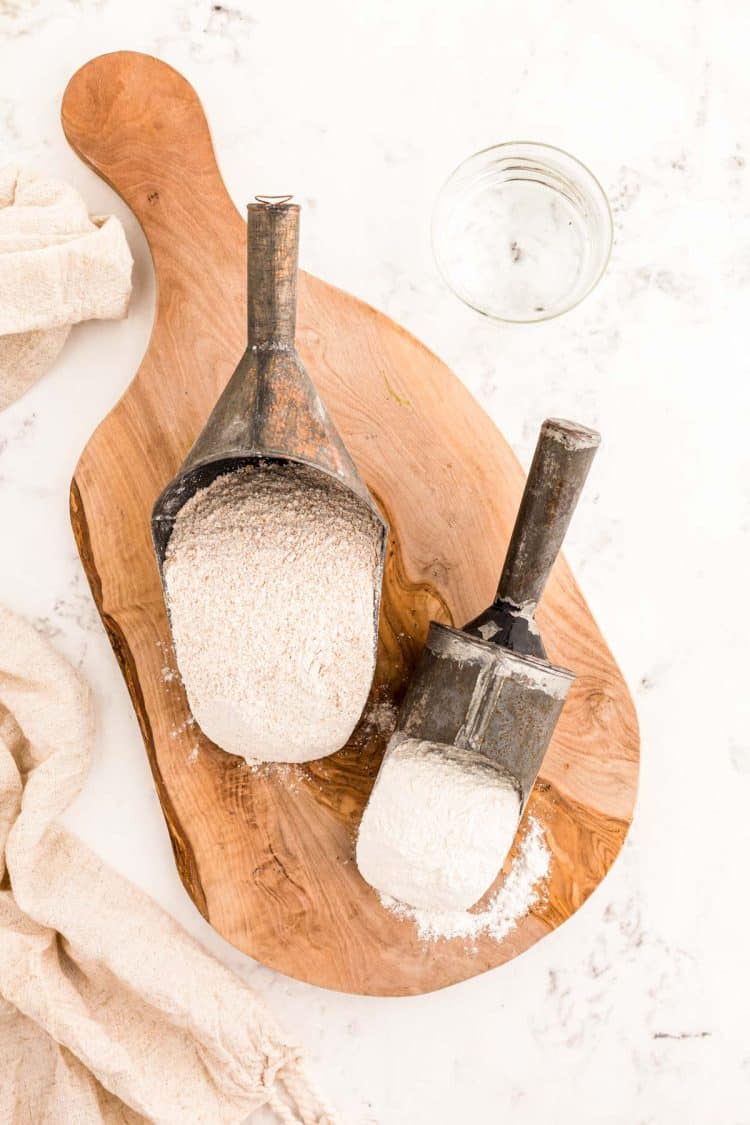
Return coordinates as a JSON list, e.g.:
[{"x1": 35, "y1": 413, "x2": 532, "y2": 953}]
[
  {"x1": 356, "y1": 736, "x2": 522, "y2": 912},
  {"x1": 164, "y1": 463, "x2": 380, "y2": 763}
]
